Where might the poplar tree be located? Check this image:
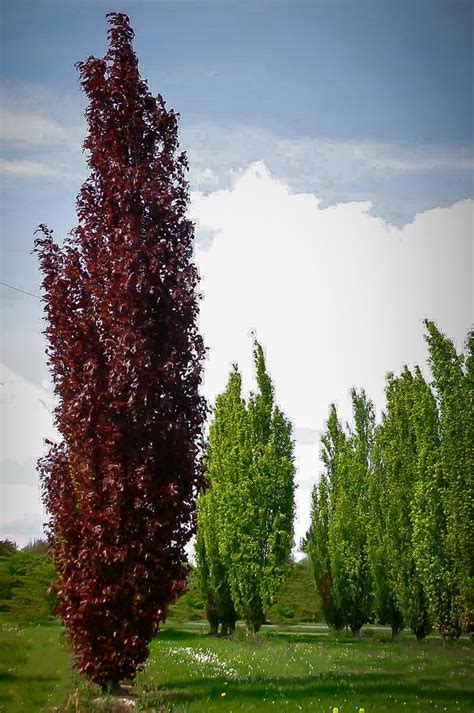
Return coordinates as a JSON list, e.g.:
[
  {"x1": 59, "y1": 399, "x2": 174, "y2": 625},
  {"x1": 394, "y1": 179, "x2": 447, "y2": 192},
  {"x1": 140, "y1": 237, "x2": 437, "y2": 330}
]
[
  {"x1": 328, "y1": 390, "x2": 374, "y2": 635},
  {"x1": 239, "y1": 342, "x2": 295, "y2": 628},
  {"x1": 367, "y1": 429, "x2": 404, "y2": 638},
  {"x1": 197, "y1": 342, "x2": 295, "y2": 633},
  {"x1": 197, "y1": 365, "x2": 247, "y2": 633},
  {"x1": 377, "y1": 369, "x2": 431, "y2": 640},
  {"x1": 414, "y1": 322, "x2": 473, "y2": 637},
  {"x1": 195, "y1": 486, "x2": 237, "y2": 635},
  {"x1": 409, "y1": 365, "x2": 460, "y2": 639},
  {"x1": 306, "y1": 406, "x2": 345, "y2": 631},
  {"x1": 34, "y1": 14, "x2": 206, "y2": 688},
  {"x1": 194, "y1": 507, "x2": 219, "y2": 634}
]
